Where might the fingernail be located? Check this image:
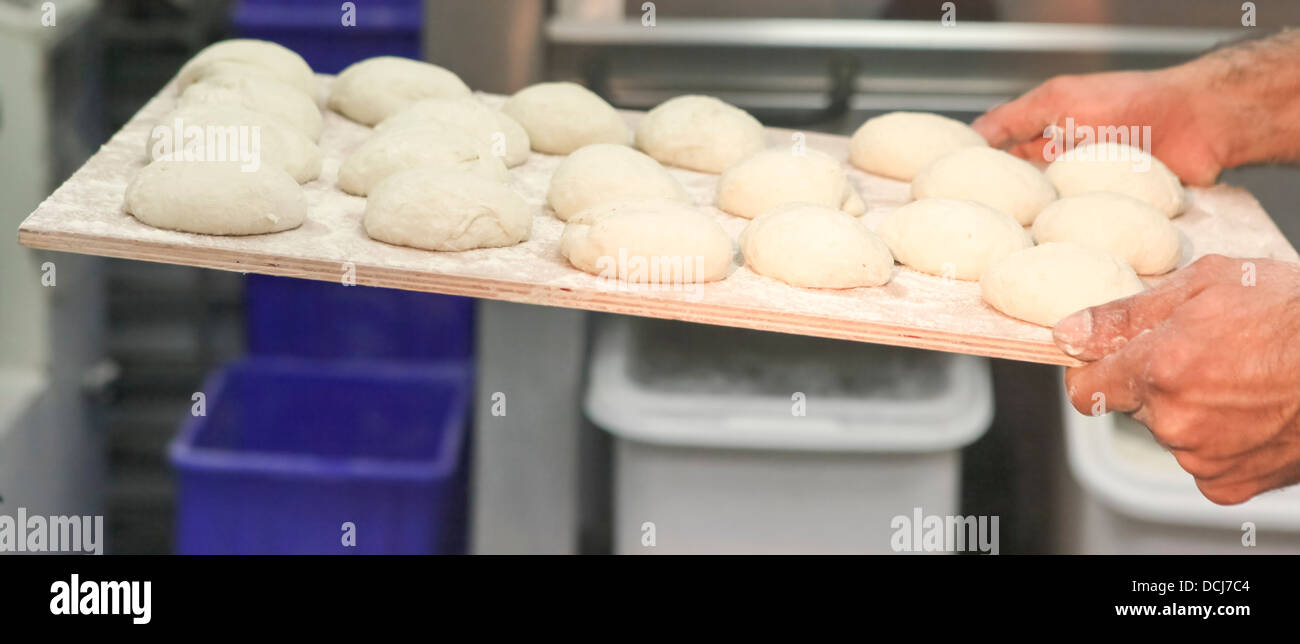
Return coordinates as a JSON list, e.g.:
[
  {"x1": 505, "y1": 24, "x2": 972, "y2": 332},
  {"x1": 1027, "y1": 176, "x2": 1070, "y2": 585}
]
[{"x1": 1054, "y1": 309, "x2": 1092, "y2": 357}]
